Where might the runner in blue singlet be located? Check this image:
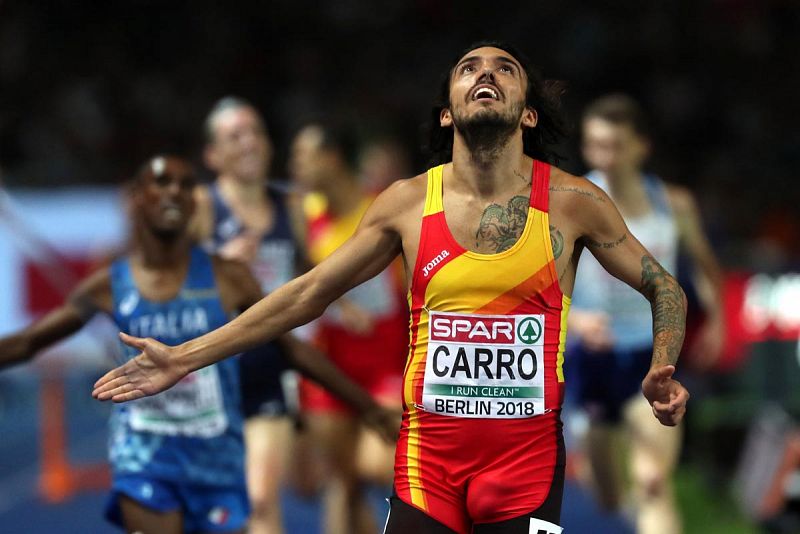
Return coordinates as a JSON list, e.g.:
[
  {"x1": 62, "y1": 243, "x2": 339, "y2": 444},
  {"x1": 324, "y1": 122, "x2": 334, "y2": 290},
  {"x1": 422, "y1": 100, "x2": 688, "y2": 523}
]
[{"x1": 0, "y1": 155, "x2": 395, "y2": 533}]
